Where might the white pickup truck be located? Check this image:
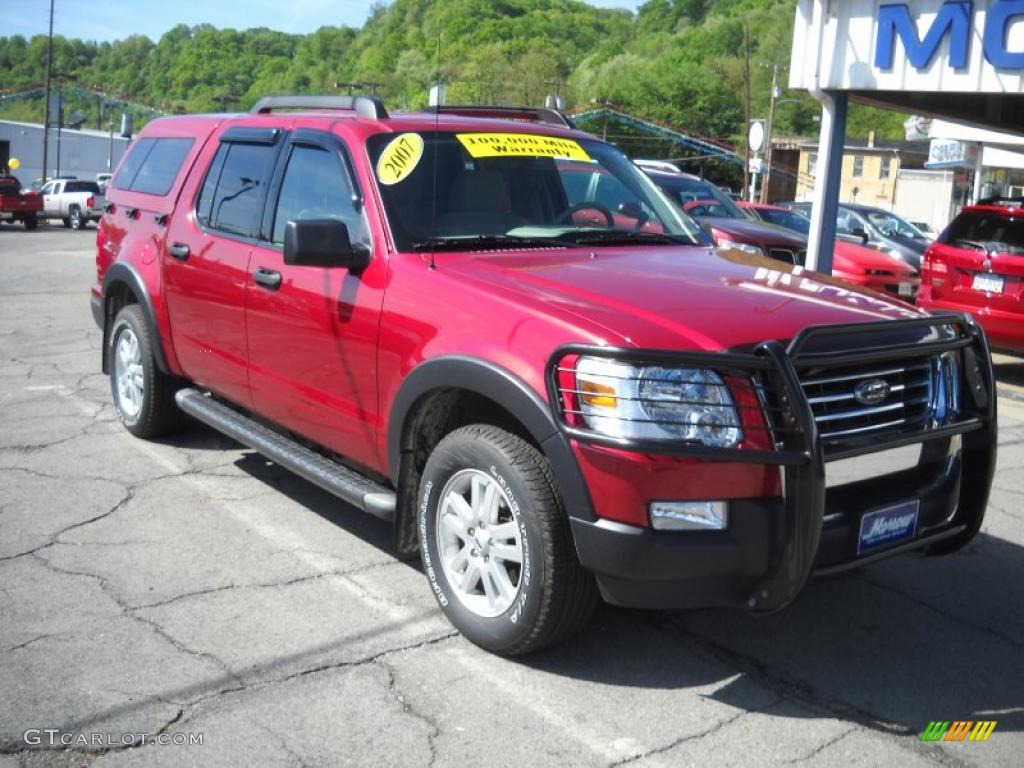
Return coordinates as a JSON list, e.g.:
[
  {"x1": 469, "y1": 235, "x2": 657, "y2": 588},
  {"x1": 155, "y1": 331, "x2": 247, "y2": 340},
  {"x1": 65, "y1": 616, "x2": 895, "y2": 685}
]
[{"x1": 40, "y1": 179, "x2": 106, "y2": 229}]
